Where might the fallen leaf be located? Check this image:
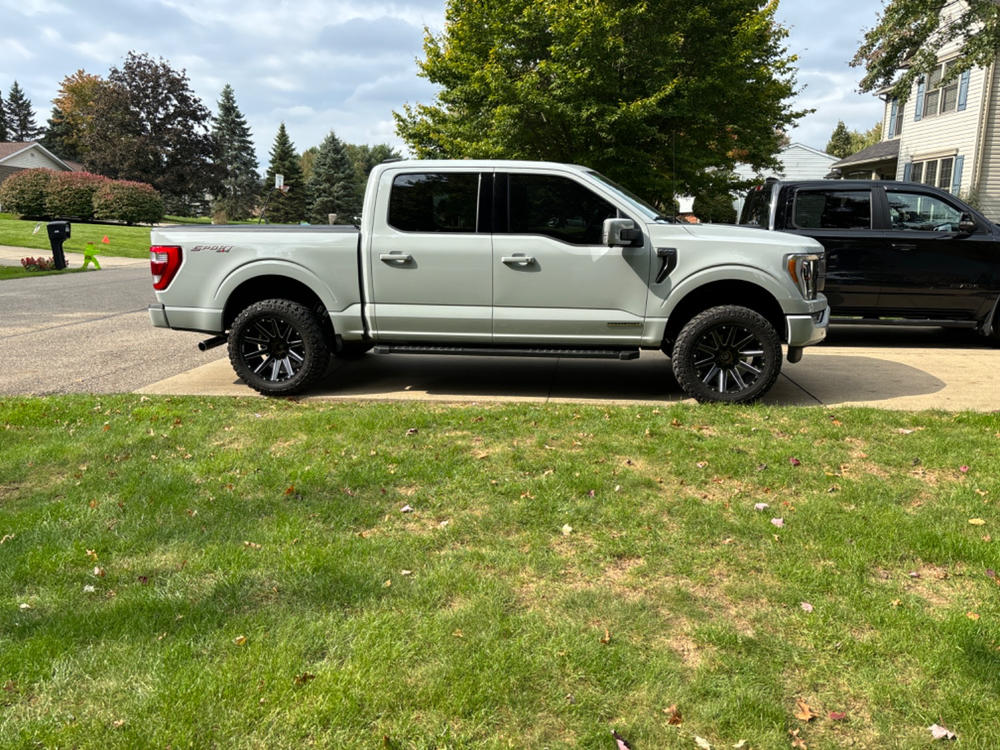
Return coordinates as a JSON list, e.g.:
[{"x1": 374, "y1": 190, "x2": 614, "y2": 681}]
[
  {"x1": 959, "y1": 465, "x2": 969, "y2": 473},
  {"x1": 771, "y1": 518, "x2": 785, "y2": 528},
  {"x1": 600, "y1": 628, "x2": 611, "y2": 644},
  {"x1": 83, "y1": 585, "x2": 96, "y2": 593},
  {"x1": 93, "y1": 566, "x2": 106, "y2": 578},
  {"x1": 928, "y1": 723, "x2": 956, "y2": 740},
  {"x1": 733, "y1": 742, "x2": 748, "y2": 750},
  {"x1": 284, "y1": 485, "x2": 295, "y2": 495},
  {"x1": 966, "y1": 612, "x2": 980, "y2": 621},
  {"x1": 828, "y1": 711, "x2": 847, "y2": 721},
  {"x1": 383, "y1": 579, "x2": 392, "y2": 588},
  {"x1": 754, "y1": 502, "x2": 769, "y2": 511},
  {"x1": 112, "y1": 719, "x2": 125, "y2": 729},
  {"x1": 695, "y1": 736, "x2": 712, "y2": 749},
  {"x1": 696, "y1": 461, "x2": 708, "y2": 469},
  {"x1": 969, "y1": 518, "x2": 986, "y2": 526},
  {"x1": 897, "y1": 428, "x2": 915, "y2": 434},
  {"x1": 233, "y1": 635, "x2": 247, "y2": 646},
  {"x1": 19, "y1": 603, "x2": 31, "y2": 611},
  {"x1": 561, "y1": 524, "x2": 573, "y2": 536},
  {"x1": 86, "y1": 549, "x2": 98, "y2": 561},
  {"x1": 293, "y1": 672, "x2": 316, "y2": 685},
  {"x1": 789, "y1": 457, "x2": 801, "y2": 467},
  {"x1": 452, "y1": 629, "x2": 463, "y2": 638},
  {"x1": 401, "y1": 569, "x2": 413, "y2": 576},
  {"x1": 612, "y1": 729, "x2": 633, "y2": 750},
  {"x1": 891, "y1": 599, "x2": 902, "y2": 608},
  {"x1": 789, "y1": 728, "x2": 807, "y2": 749},
  {"x1": 400, "y1": 504, "x2": 413, "y2": 513},
  {"x1": 794, "y1": 698, "x2": 818, "y2": 721},
  {"x1": 663, "y1": 704, "x2": 683, "y2": 725},
  {"x1": 406, "y1": 428, "x2": 418, "y2": 436},
  {"x1": 243, "y1": 541, "x2": 261, "y2": 549},
  {"x1": 800, "y1": 602, "x2": 814, "y2": 613}
]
